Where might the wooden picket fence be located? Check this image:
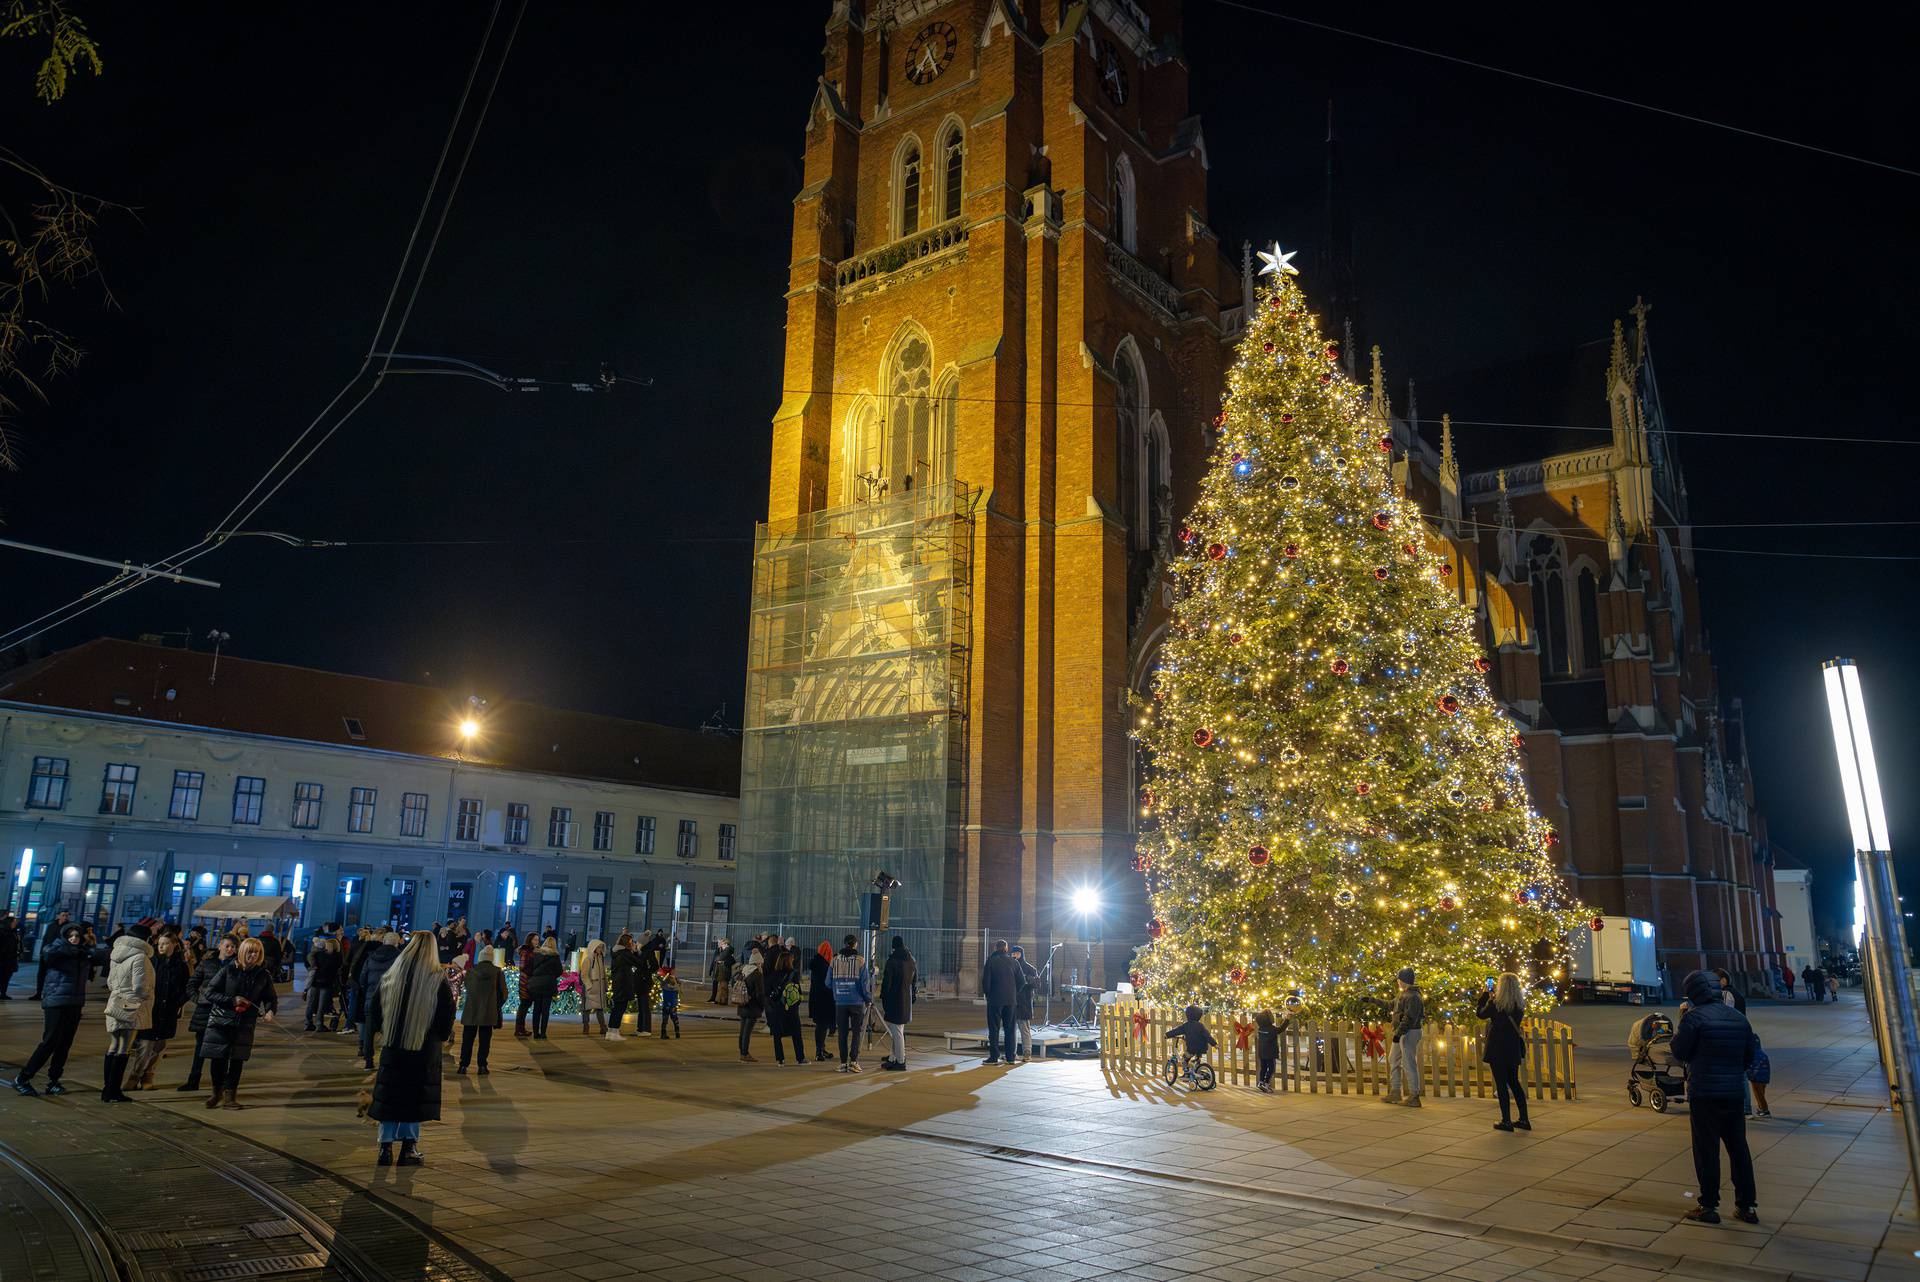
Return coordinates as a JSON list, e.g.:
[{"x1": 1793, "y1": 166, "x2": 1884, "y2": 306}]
[{"x1": 1098, "y1": 1001, "x2": 1577, "y2": 1100}]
